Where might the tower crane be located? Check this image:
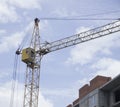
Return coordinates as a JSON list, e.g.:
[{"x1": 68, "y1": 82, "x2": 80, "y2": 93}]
[{"x1": 16, "y1": 18, "x2": 120, "y2": 107}]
